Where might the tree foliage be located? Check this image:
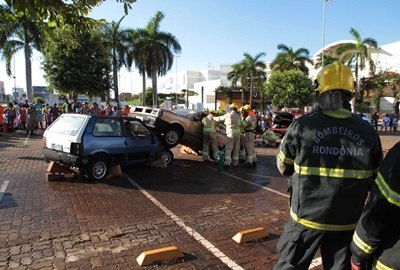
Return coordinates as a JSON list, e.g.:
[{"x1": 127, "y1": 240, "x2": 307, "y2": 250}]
[
  {"x1": 42, "y1": 26, "x2": 111, "y2": 99},
  {"x1": 264, "y1": 70, "x2": 314, "y2": 108},
  {"x1": 131, "y1": 11, "x2": 181, "y2": 107},
  {"x1": 270, "y1": 44, "x2": 313, "y2": 75},
  {"x1": 6, "y1": 0, "x2": 136, "y2": 30}
]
